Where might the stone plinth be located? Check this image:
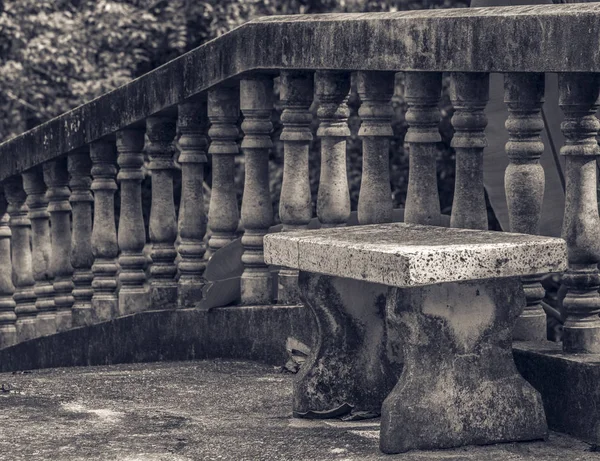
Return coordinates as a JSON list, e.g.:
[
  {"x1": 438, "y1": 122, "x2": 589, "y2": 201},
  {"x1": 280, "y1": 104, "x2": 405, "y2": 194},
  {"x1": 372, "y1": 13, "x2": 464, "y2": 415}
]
[{"x1": 264, "y1": 223, "x2": 567, "y2": 453}]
